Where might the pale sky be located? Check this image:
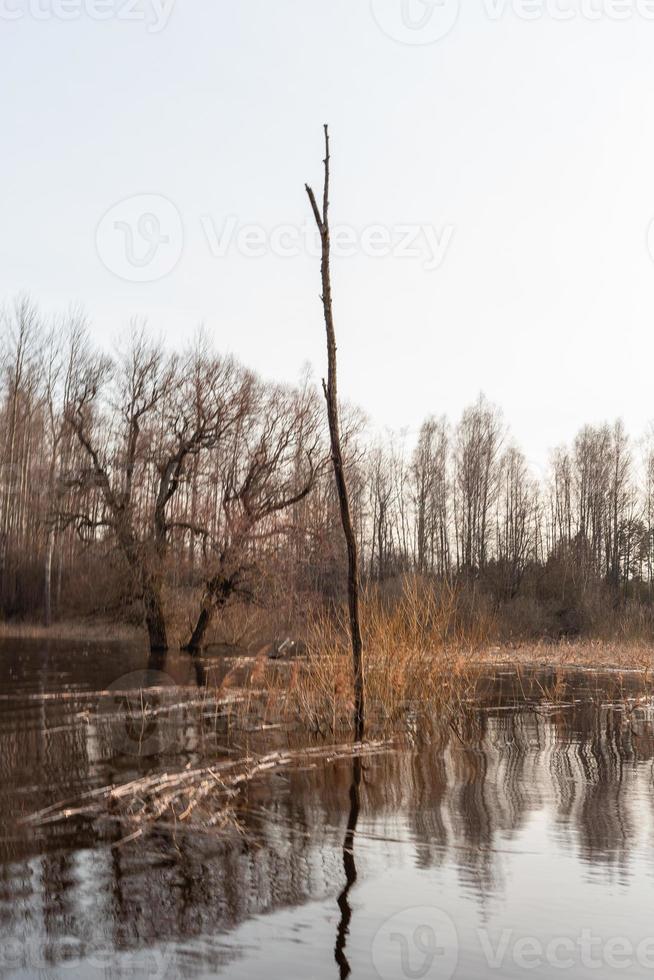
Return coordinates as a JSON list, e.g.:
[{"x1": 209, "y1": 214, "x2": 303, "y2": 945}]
[{"x1": 3, "y1": 0, "x2": 654, "y2": 469}]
